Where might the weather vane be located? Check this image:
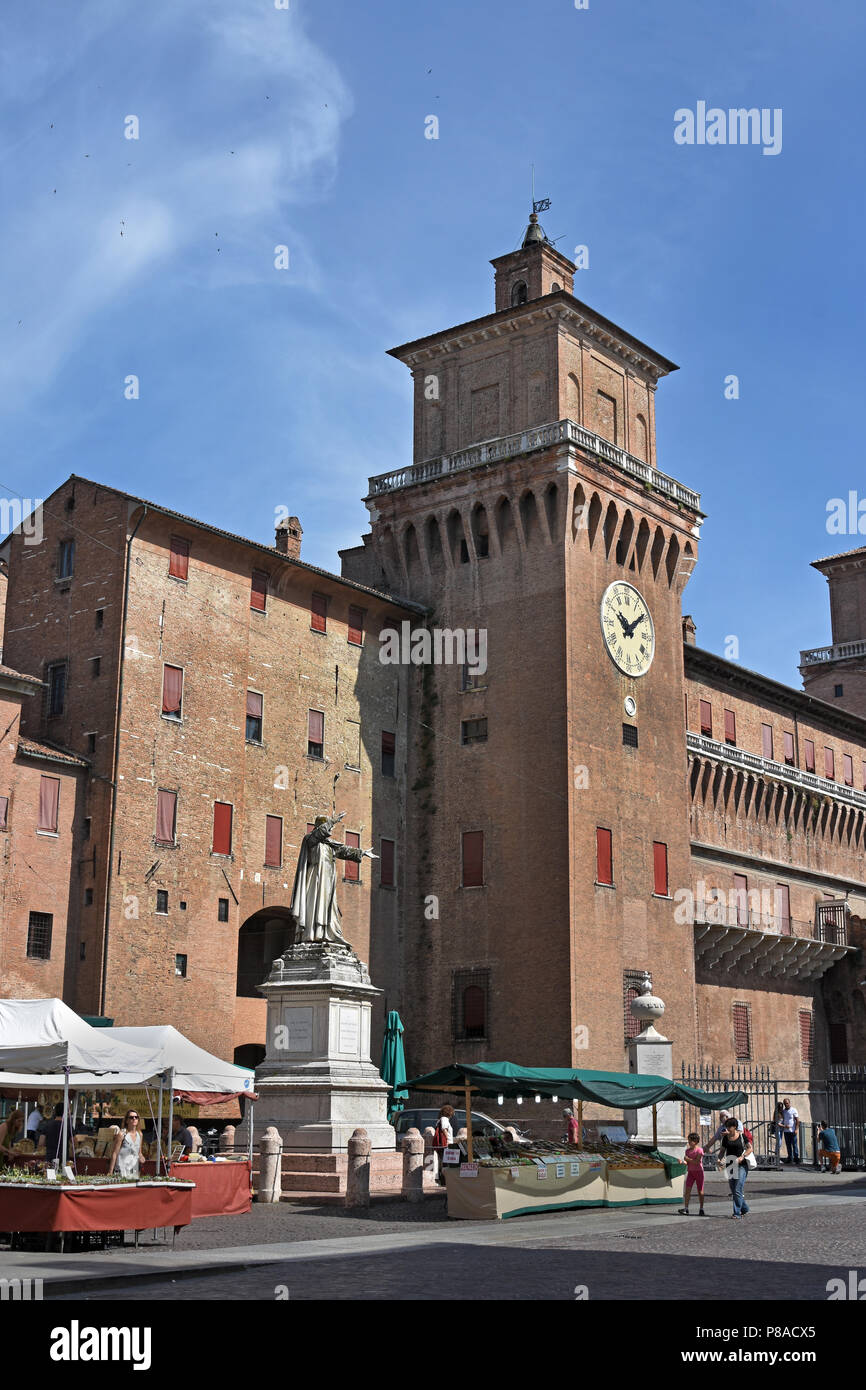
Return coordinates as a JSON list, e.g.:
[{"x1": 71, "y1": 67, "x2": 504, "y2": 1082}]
[{"x1": 532, "y1": 196, "x2": 551, "y2": 214}]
